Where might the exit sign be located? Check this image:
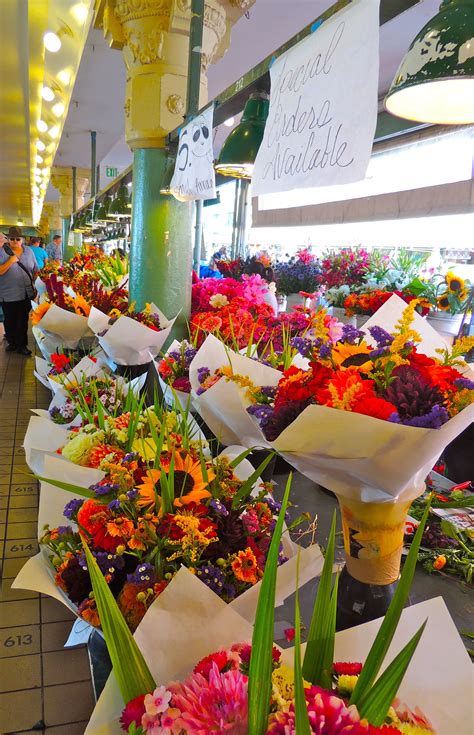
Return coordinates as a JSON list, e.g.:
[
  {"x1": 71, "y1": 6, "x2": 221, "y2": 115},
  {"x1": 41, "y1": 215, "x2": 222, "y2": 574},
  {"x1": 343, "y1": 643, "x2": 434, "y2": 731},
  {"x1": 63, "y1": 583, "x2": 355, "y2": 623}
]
[{"x1": 106, "y1": 167, "x2": 118, "y2": 178}]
